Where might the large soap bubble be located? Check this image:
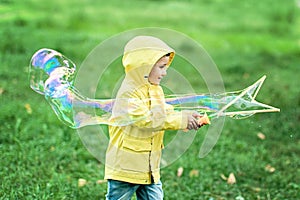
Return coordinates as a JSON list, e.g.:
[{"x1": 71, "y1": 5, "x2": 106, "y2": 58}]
[{"x1": 29, "y1": 48, "x2": 279, "y2": 129}]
